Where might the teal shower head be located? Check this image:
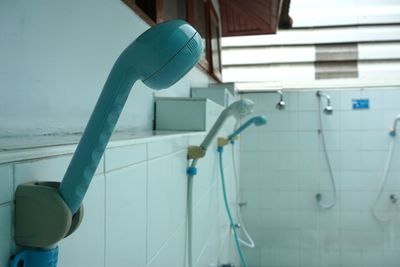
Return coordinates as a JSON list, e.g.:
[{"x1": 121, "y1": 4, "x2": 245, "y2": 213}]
[
  {"x1": 117, "y1": 20, "x2": 202, "y2": 89},
  {"x1": 252, "y1": 116, "x2": 268, "y2": 126},
  {"x1": 60, "y1": 20, "x2": 202, "y2": 214},
  {"x1": 228, "y1": 116, "x2": 267, "y2": 141}
]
